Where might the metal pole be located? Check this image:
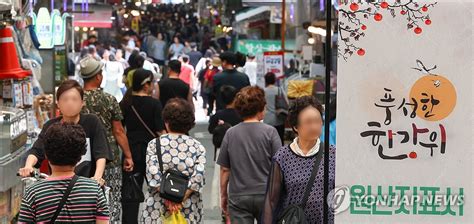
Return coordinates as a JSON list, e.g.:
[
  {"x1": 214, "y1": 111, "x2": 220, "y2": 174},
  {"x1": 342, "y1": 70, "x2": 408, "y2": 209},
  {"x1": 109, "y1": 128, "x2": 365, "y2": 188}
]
[
  {"x1": 281, "y1": 0, "x2": 286, "y2": 51},
  {"x1": 323, "y1": 0, "x2": 332, "y2": 223}
]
